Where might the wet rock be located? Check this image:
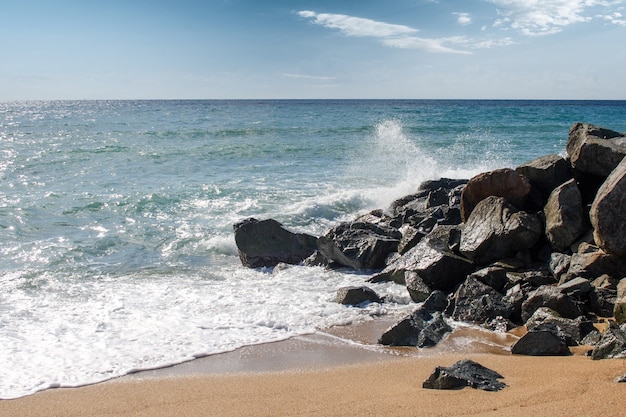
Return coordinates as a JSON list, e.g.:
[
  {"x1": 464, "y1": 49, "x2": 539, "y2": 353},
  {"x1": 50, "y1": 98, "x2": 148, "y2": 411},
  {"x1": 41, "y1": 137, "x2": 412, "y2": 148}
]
[
  {"x1": 566, "y1": 122, "x2": 626, "y2": 178},
  {"x1": 423, "y1": 359, "x2": 506, "y2": 391},
  {"x1": 516, "y1": 154, "x2": 572, "y2": 203},
  {"x1": 511, "y1": 330, "x2": 571, "y2": 356},
  {"x1": 317, "y1": 221, "x2": 401, "y2": 270},
  {"x1": 418, "y1": 178, "x2": 468, "y2": 193},
  {"x1": 421, "y1": 290, "x2": 449, "y2": 314},
  {"x1": 521, "y1": 285, "x2": 582, "y2": 322},
  {"x1": 589, "y1": 156, "x2": 626, "y2": 256},
  {"x1": 460, "y1": 168, "x2": 532, "y2": 221},
  {"x1": 397, "y1": 225, "x2": 425, "y2": 255},
  {"x1": 460, "y1": 196, "x2": 543, "y2": 266},
  {"x1": 335, "y1": 286, "x2": 381, "y2": 306},
  {"x1": 544, "y1": 179, "x2": 587, "y2": 252},
  {"x1": 233, "y1": 218, "x2": 318, "y2": 268},
  {"x1": 378, "y1": 310, "x2": 451, "y2": 348}
]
